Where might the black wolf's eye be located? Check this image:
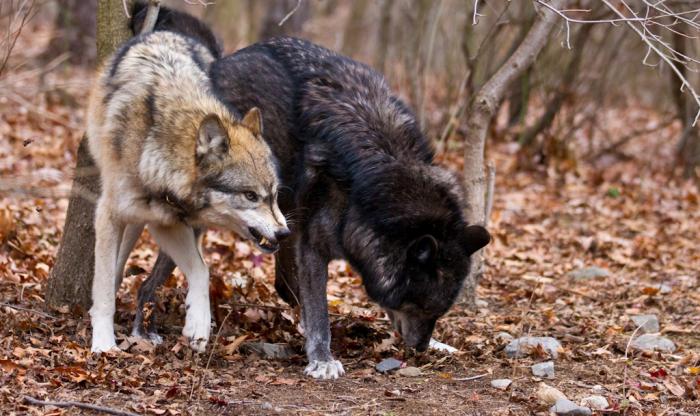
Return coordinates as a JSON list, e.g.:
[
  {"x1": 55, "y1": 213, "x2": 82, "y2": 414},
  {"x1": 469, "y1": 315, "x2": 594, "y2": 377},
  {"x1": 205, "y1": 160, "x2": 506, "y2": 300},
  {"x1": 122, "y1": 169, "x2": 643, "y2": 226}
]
[{"x1": 244, "y1": 191, "x2": 259, "y2": 202}]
